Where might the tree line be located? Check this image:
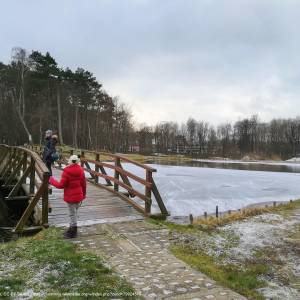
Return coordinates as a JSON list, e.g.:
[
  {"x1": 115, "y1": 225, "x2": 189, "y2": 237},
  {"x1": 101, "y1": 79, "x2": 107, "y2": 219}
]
[
  {"x1": 1, "y1": 48, "x2": 300, "y2": 160},
  {"x1": 0, "y1": 47, "x2": 132, "y2": 152},
  {"x1": 136, "y1": 115, "x2": 300, "y2": 160}
]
